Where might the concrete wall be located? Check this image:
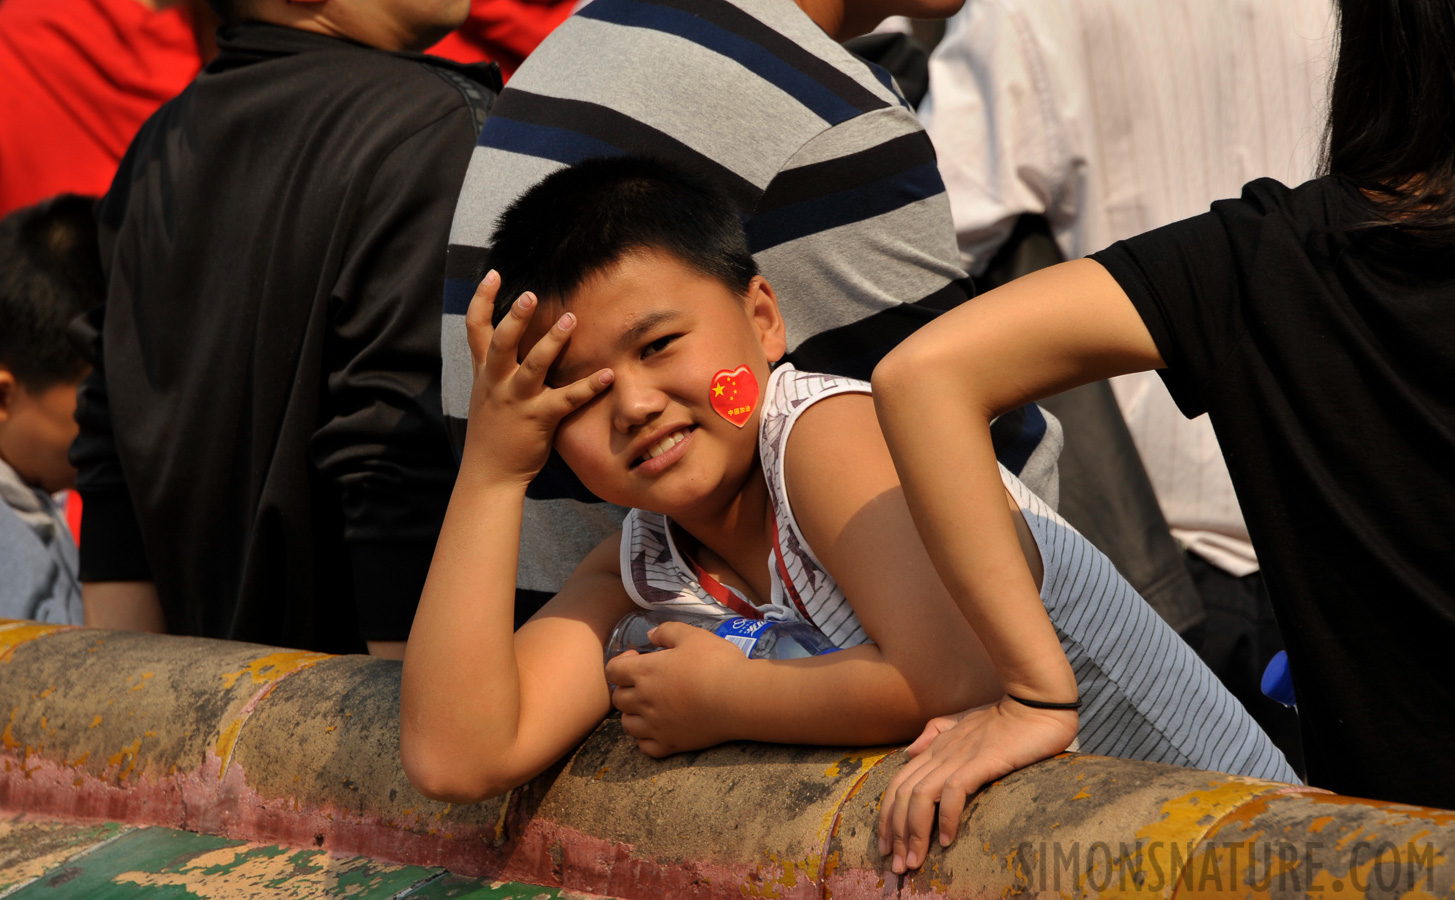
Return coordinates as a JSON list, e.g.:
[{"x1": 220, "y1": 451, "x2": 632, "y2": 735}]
[{"x1": 1, "y1": 619, "x2": 1451, "y2": 898}]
